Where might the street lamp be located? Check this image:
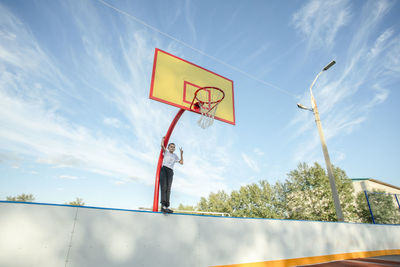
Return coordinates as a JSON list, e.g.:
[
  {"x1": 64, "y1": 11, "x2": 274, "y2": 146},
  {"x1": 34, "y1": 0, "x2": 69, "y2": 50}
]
[
  {"x1": 297, "y1": 60, "x2": 345, "y2": 222},
  {"x1": 297, "y1": 103, "x2": 313, "y2": 111}
]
